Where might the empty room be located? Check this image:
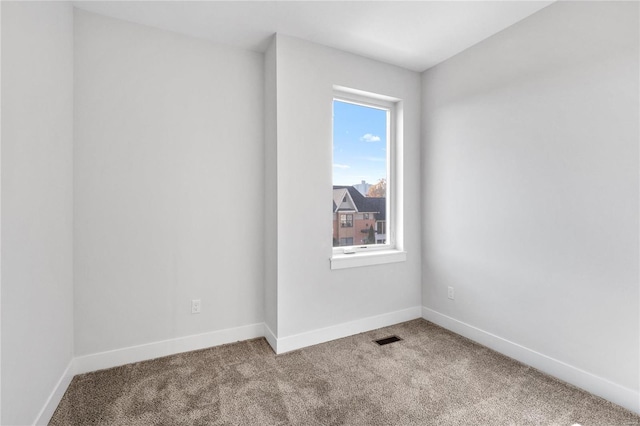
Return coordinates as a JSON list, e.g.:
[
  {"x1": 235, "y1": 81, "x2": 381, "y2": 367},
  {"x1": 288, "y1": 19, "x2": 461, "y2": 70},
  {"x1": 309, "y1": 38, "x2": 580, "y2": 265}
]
[{"x1": 1, "y1": 1, "x2": 638, "y2": 425}]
